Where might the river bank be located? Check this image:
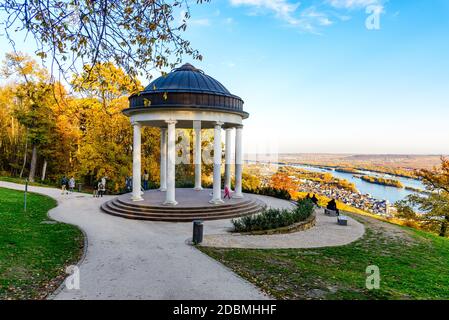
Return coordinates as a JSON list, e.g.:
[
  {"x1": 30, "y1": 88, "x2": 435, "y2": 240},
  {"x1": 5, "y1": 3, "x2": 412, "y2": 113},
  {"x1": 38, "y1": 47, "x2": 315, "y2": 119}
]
[{"x1": 247, "y1": 160, "x2": 425, "y2": 215}]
